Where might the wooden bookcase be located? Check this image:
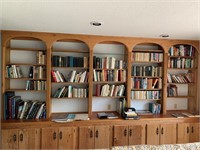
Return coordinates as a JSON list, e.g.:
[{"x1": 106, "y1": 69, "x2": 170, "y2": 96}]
[{"x1": 1, "y1": 30, "x2": 200, "y2": 120}]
